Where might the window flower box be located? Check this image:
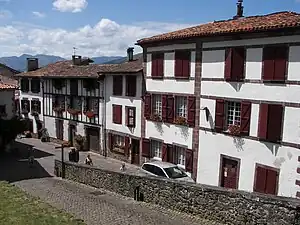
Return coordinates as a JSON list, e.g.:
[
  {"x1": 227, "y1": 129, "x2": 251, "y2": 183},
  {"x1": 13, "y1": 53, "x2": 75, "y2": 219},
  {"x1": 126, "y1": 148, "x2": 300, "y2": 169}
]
[
  {"x1": 174, "y1": 116, "x2": 188, "y2": 126},
  {"x1": 84, "y1": 110, "x2": 96, "y2": 119},
  {"x1": 67, "y1": 108, "x2": 81, "y2": 115},
  {"x1": 150, "y1": 113, "x2": 162, "y2": 122},
  {"x1": 227, "y1": 124, "x2": 241, "y2": 136},
  {"x1": 53, "y1": 106, "x2": 65, "y2": 113}
]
